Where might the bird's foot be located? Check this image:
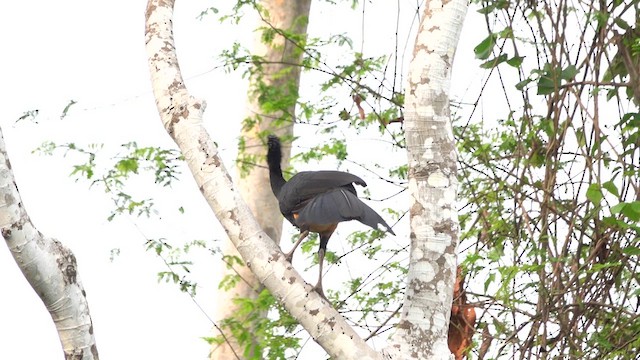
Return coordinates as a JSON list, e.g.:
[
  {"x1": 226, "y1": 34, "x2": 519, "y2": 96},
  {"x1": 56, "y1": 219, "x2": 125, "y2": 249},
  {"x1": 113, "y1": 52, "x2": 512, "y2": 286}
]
[
  {"x1": 283, "y1": 230, "x2": 308, "y2": 263},
  {"x1": 283, "y1": 250, "x2": 294, "y2": 263},
  {"x1": 312, "y1": 283, "x2": 328, "y2": 301}
]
